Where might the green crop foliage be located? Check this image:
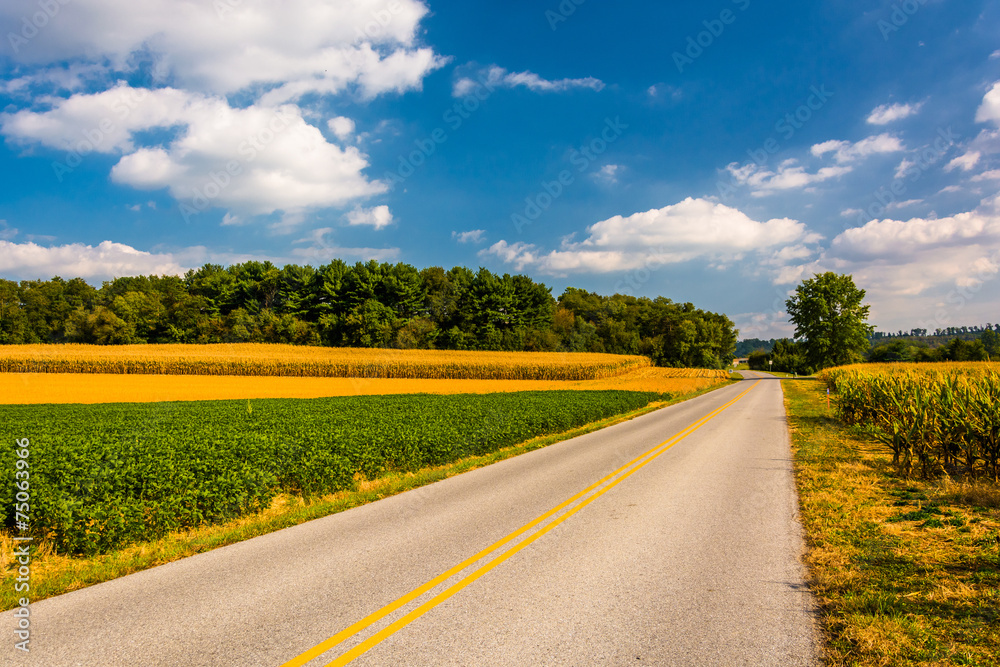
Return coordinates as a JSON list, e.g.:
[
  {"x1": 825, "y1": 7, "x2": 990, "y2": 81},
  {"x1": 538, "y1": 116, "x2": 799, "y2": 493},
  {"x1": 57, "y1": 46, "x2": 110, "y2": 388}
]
[
  {"x1": 822, "y1": 363, "x2": 1000, "y2": 481},
  {"x1": 0, "y1": 390, "x2": 658, "y2": 556}
]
